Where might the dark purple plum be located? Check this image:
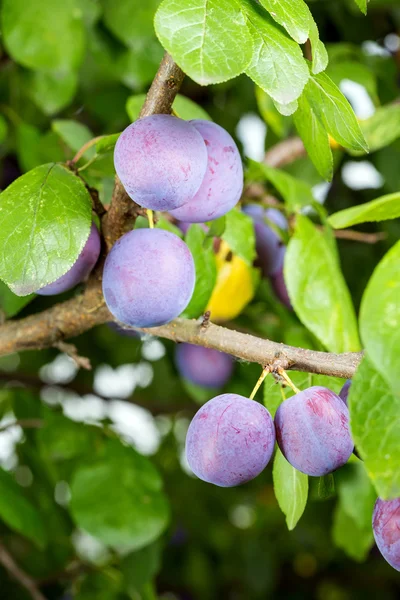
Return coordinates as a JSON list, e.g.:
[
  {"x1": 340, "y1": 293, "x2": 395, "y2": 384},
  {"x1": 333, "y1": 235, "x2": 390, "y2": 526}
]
[
  {"x1": 170, "y1": 120, "x2": 243, "y2": 223},
  {"x1": 102, "y1": 229, "x2": 195, "y2": 328},
  {"x1": 243, "y1": 204, "x2": 287, "y2": 277},
  {"x1": 107, "y1": 322, "x2": 140, "y2": 338},
  {"x1": 373, "y1": 497, "x2": 400, "y2": 571},
  {"x1": 175, "y1": 343, "x2": 234, "y2": 388},
  {"x1": 36, "y1": 223, "x2": 100, "y2": 296},
  {"x1": 339, "y1": 379, "x2": 351, "y2": 406},
  {"x1": 270, "y1": 267, "x2": 292, "y2": 309},
  {"x1": 275, "y1": 386, "x2": 354, "y2": 477},
  {"x1": 185, "y1": 394, "x2": 275, "y2": 487},
  {"x1": 114, "y1": 115, "x2": 208, "y2": 211}
]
